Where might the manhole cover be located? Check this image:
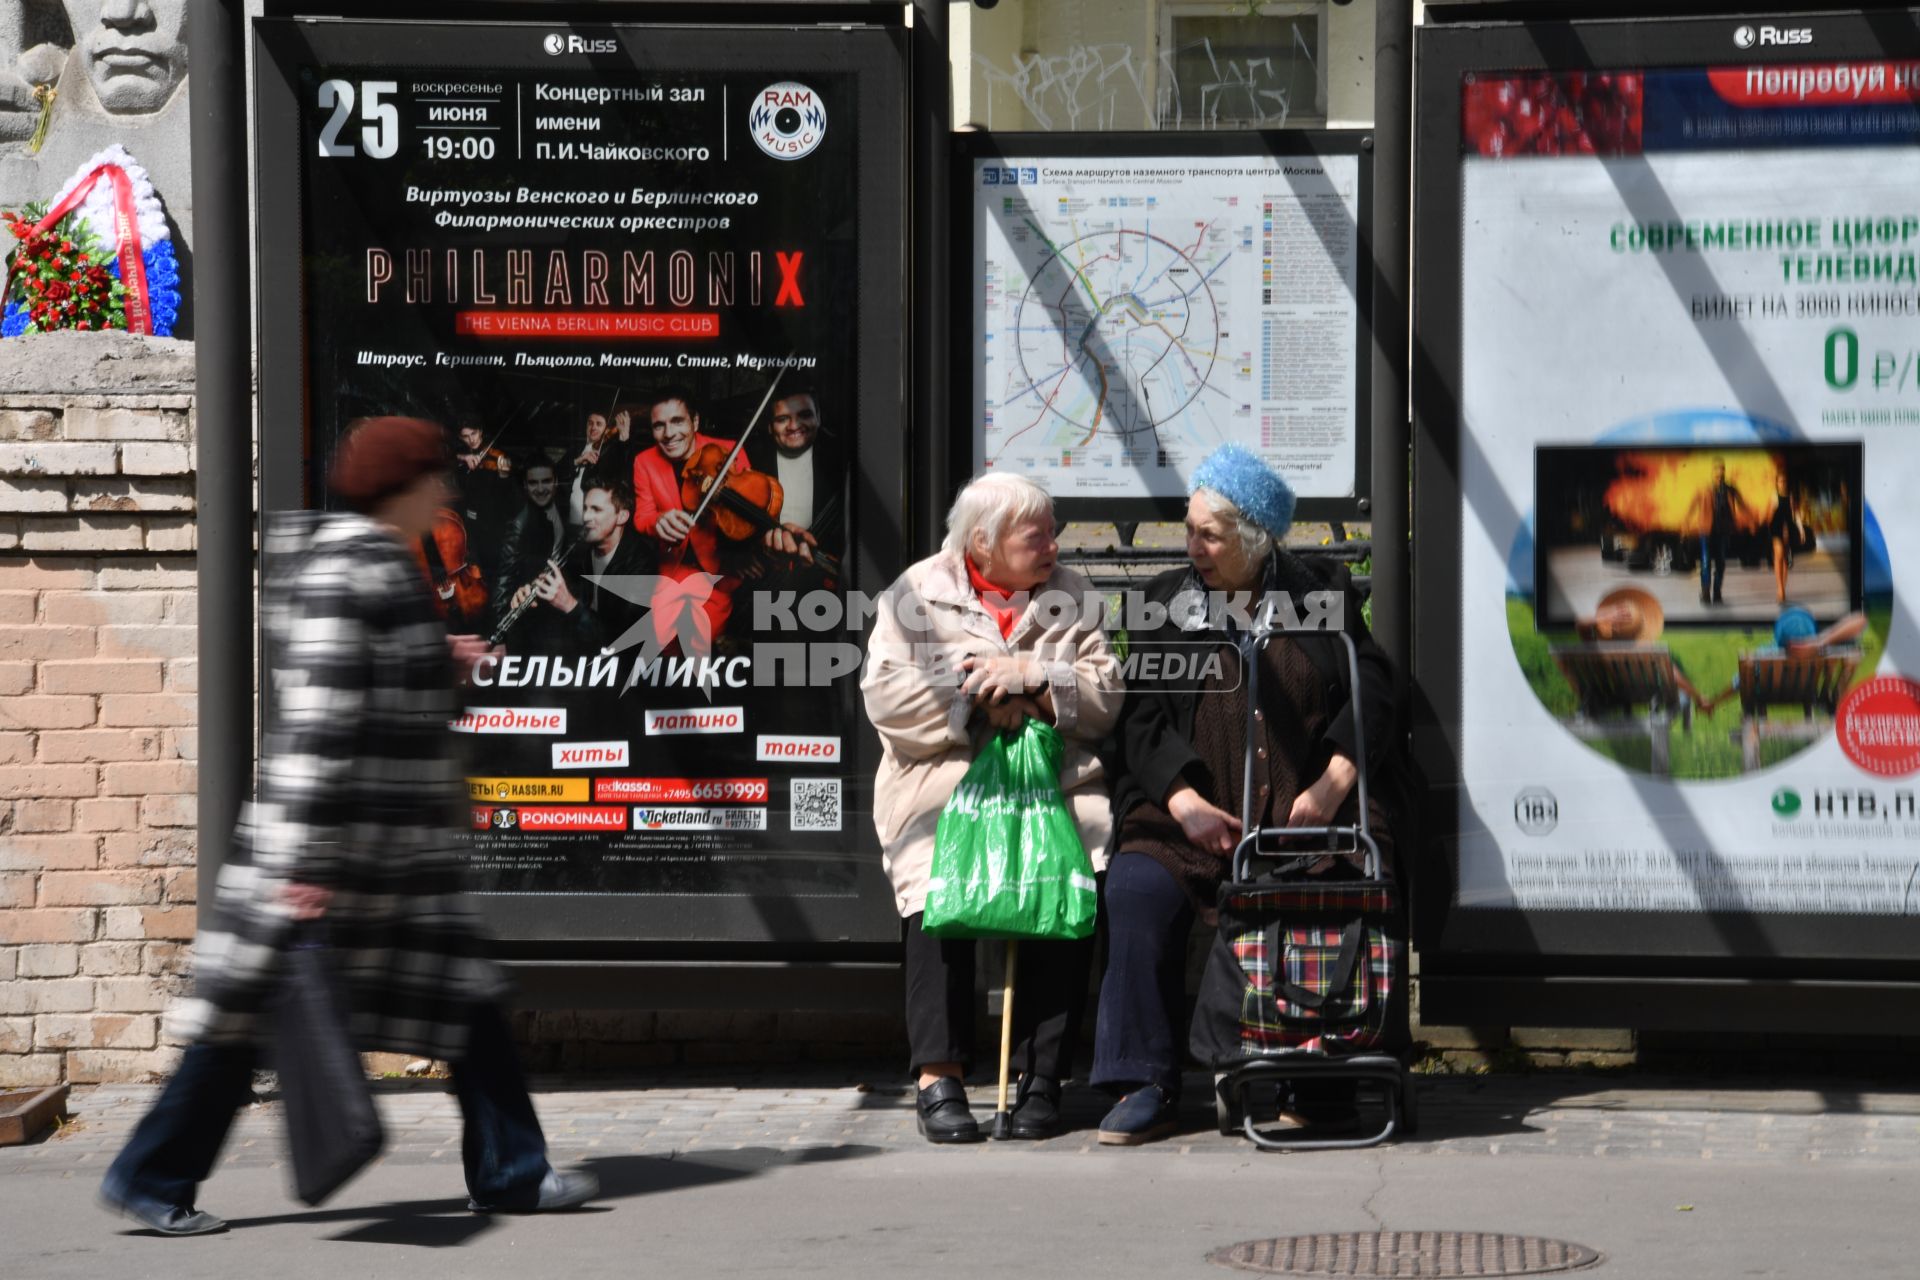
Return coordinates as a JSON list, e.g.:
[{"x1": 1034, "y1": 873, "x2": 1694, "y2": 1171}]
[{"x1": 1208, "y1": 1232, "x2": 1601, "y2": 1277}]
